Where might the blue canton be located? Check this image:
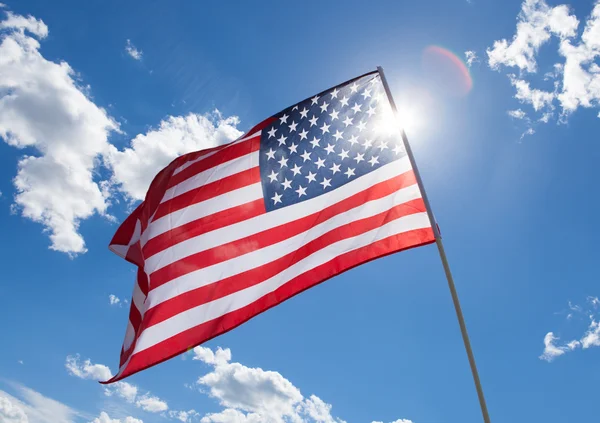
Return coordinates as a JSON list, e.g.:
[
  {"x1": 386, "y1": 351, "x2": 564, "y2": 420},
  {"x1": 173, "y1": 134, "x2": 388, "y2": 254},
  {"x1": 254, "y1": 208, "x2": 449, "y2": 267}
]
[{"x1": 259, "y1": 72, "x2": 407, "y2": 212}]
